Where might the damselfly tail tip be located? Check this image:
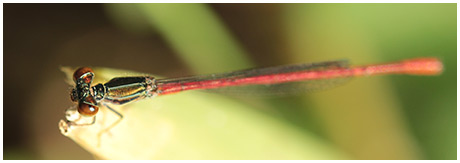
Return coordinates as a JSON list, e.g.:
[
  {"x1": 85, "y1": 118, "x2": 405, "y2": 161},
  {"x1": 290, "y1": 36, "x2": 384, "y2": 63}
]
[{"x1": 401, "y1": 57, "x2": 443, "y2": 75}]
